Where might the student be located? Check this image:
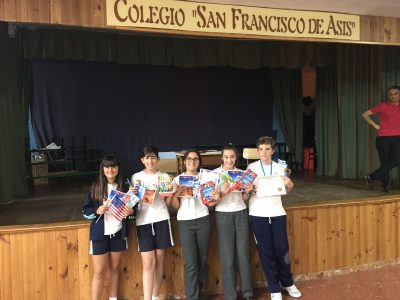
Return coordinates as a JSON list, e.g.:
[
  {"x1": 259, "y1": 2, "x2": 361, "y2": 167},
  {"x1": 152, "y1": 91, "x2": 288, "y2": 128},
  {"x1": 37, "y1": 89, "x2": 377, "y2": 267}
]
[
  {"x1": 171, "y1": 149, "x2": 219, "y2": 300},
  {"x1": 213, "y1": 145, "x2": 254, "y2": 300},
  {"x1": 247, "y1": 137, "x2": 302, "y2": 300},
  {"x1": 130, "y1": 146, "x2": 174, "y2": 300},
  {"x1": 82, "y1": 155, "x2": 135, "y2": 300}
]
